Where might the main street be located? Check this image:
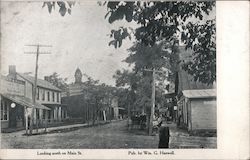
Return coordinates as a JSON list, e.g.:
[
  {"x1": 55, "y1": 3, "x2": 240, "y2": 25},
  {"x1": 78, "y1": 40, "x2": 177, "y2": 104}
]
[{"x1": 1, "y1": 120, "x2": 216, "y2": 149}]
